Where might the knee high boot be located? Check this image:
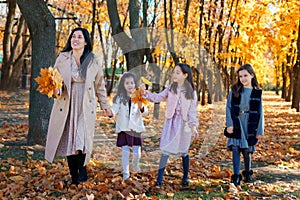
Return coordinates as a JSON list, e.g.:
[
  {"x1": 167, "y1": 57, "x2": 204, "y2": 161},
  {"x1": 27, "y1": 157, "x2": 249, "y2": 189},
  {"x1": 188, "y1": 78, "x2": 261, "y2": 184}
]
[
  {"x1": 182, "y1": 154, "x2": 189, "y2": 187},
  {"x1": 242, "y1": 151, "x2": 253, "y2": 183},
  {"x1": 77, "y1": 153, "x2": 87, "y2": 182},
  {"x1": 242, "y1": 170, "x2": 254, "y2": 183},
  {"x1": 231, "y1": 174, "x2": 242, "y2": 187},
  {"x1": 67, "y1": 155, "x2": 79, "y2": 185},
  {"x1": 155, "y1": 154, "x2": 169, "y2": 187}
]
